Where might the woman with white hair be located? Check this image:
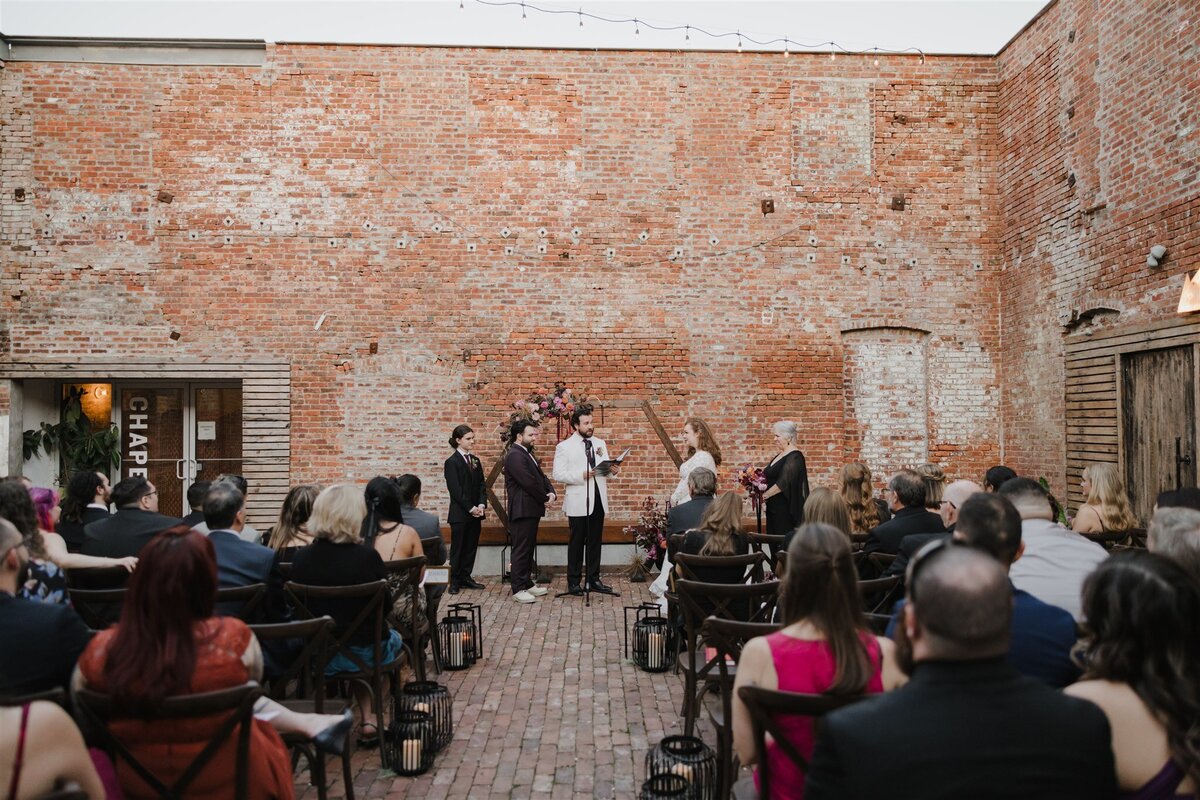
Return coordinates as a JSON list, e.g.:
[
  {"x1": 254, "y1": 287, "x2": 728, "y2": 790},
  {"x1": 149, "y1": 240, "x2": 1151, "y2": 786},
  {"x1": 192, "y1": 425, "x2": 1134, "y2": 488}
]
[{"x1": 762, "y1": 420, "x2": 810, "y2": 537}]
